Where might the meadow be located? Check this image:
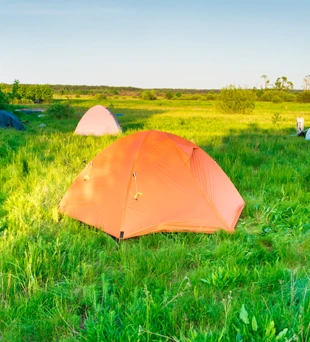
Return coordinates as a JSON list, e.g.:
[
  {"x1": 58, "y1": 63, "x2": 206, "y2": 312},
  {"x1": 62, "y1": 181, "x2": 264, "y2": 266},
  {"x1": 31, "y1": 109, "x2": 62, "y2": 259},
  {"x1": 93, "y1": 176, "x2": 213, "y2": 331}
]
[{"x1": 0, "y1": 96, "x2": 309, "y2": 341}]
